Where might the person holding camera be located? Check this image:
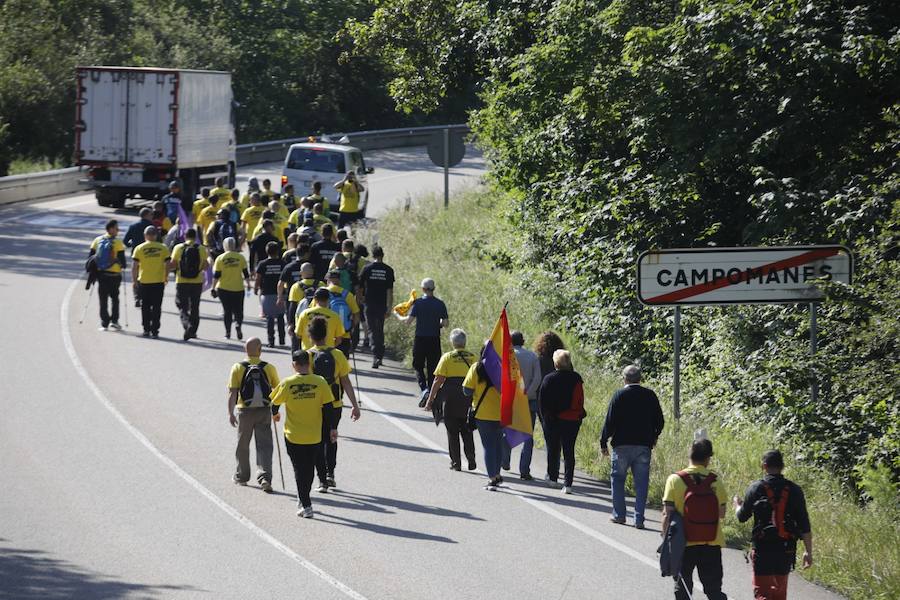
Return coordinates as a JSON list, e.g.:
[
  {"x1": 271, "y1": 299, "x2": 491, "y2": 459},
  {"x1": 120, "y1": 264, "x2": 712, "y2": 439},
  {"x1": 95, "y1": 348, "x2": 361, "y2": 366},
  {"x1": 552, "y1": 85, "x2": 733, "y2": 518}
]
[{"x1": 333, "y1": 171, "x2": 365, "y2": 228}]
